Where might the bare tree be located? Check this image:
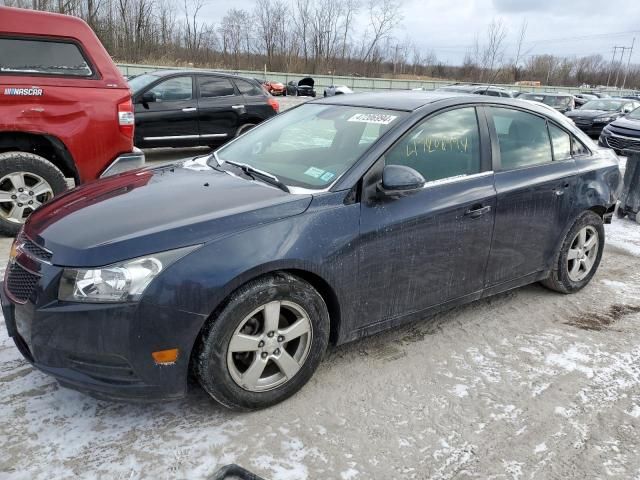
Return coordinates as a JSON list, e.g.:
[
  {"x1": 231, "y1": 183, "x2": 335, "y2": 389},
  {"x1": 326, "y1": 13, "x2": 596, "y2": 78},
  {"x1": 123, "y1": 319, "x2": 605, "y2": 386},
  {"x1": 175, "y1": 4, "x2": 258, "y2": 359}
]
[
  {"x1": 361, "y1": 0, "x2": 402, "y2": 63},
  {"x1": 512, "y1": 19, "x2": 527, "y2": 82},
  {"x1": 479, "y1": 18, "x2": 507, "y2": 82}
]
